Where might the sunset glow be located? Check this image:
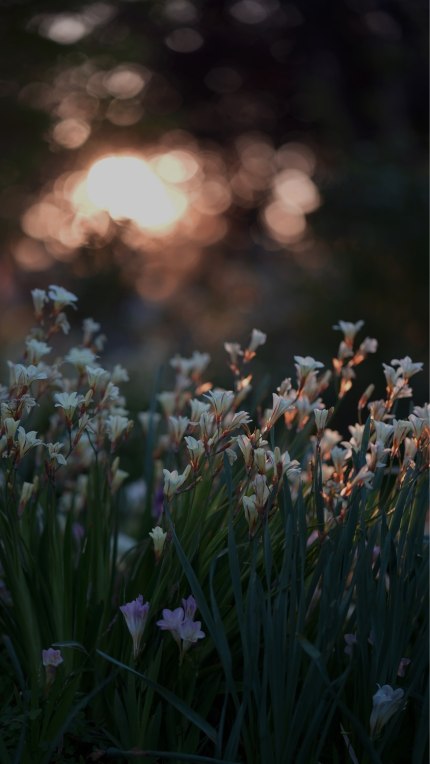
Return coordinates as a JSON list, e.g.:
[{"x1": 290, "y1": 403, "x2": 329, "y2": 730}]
[{"x1": 84, "y1": 155, "x2": 189, "y2": 230}]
